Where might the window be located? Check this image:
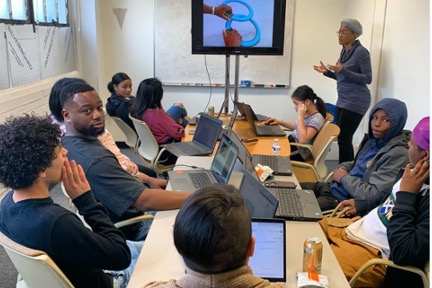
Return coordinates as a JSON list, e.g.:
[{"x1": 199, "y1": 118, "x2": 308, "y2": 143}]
[{"x1": 0, "y1": 0, "x2": 69, "y2": 25}]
